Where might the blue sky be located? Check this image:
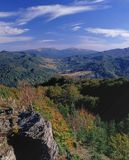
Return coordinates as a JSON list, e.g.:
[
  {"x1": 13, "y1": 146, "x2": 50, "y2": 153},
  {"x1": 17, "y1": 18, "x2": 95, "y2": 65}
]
[{"x1": 0, "y1": 0, "x2": 129, "y2": 51}]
